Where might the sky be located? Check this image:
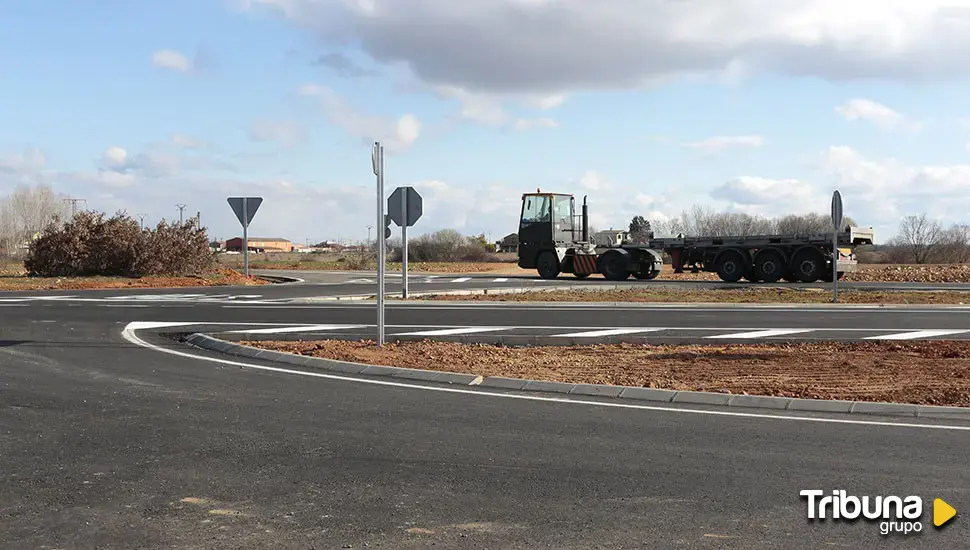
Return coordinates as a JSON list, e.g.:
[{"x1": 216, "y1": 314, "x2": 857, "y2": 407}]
[{"x1": 3, "y1": 0, "x2": 970, "y2": 245}]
